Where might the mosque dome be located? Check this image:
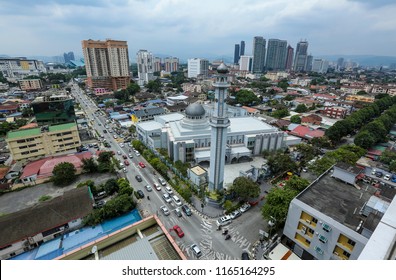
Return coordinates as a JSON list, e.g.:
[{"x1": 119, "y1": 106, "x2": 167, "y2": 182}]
[
  {"x1": 216, "y1": 63, "x2": 228, "y2": 74},
  {"x1": 185, "y1": 103, "x2": 206, "y2": 117}
]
